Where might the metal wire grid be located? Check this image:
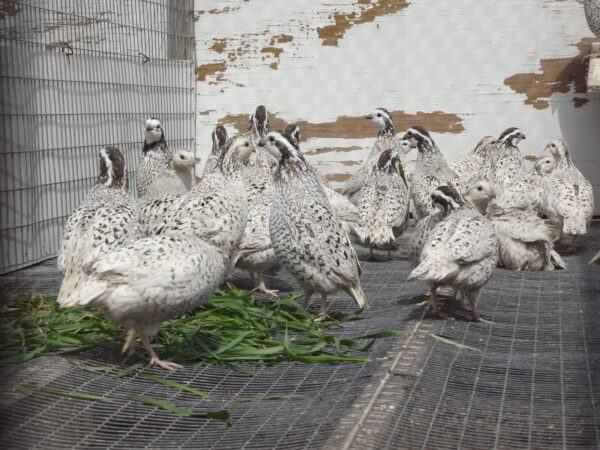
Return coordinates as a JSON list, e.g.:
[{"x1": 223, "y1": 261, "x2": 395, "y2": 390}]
[
  {"x1": 0, "y1": 0, "x2": 196, "y2": 274},
  {"x1": 346, "y1": 234, "x2": 600, "y2": 449},
  {"x1": 1, "y1": 229, "x2": 600, "y2": 448},
  {"x1": 0, "y1": 250, "x2": 422, "y2": 449}
]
